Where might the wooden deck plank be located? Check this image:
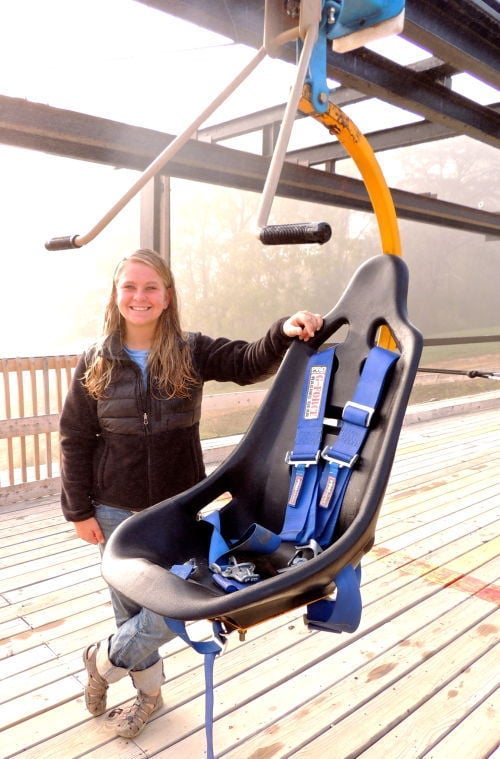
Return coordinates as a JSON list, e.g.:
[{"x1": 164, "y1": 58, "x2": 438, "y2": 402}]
[
  {"x1": 0, "y1": 645, "x2": 56, "y2": 680},
  {"x1": 0, "y1": 530, "x2": 81, "y2": 564},
  {"x1": 0, "y1": 495, "x2": 60, "y2": 520},
  {"x1": 0, "y1": 651, "x2": 82, "y2": 703},
  {"x1": 0, "y1": 502, "x2": 492, "y2": 732},
  {"x1": 2, "y1": 563, "x2": 102, "y2": 605},
  {"x1": 0, "y1": 517, "x2": 71, "y2": 545},
  {"x1": 0, "y1": 544, "x2": 95, "y2": 587},
  {"x1": 419, "y1": 690, "x2": 500, "y2": 759},
  {"x1": 0, "y1": 576, "x2": 107, "y2": 625},
  {"x1": 367, "y1": 501, "x2": 499, "y2": 575},
  {"x1": 150, "y1": 582, "x2": 498, "y2": 758},
  {"x1": 355, "y1": 645, "x2": 499, "y2": 759},
  {"x1": 291, "y1": 616, "x2": 498, "y2": 759},
  {"x1": 0, "y1": 403, "x2": 498, "y2": 759},
  {"x1": 382, "y1": 465, "x2": 498, "y2": 516}
]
